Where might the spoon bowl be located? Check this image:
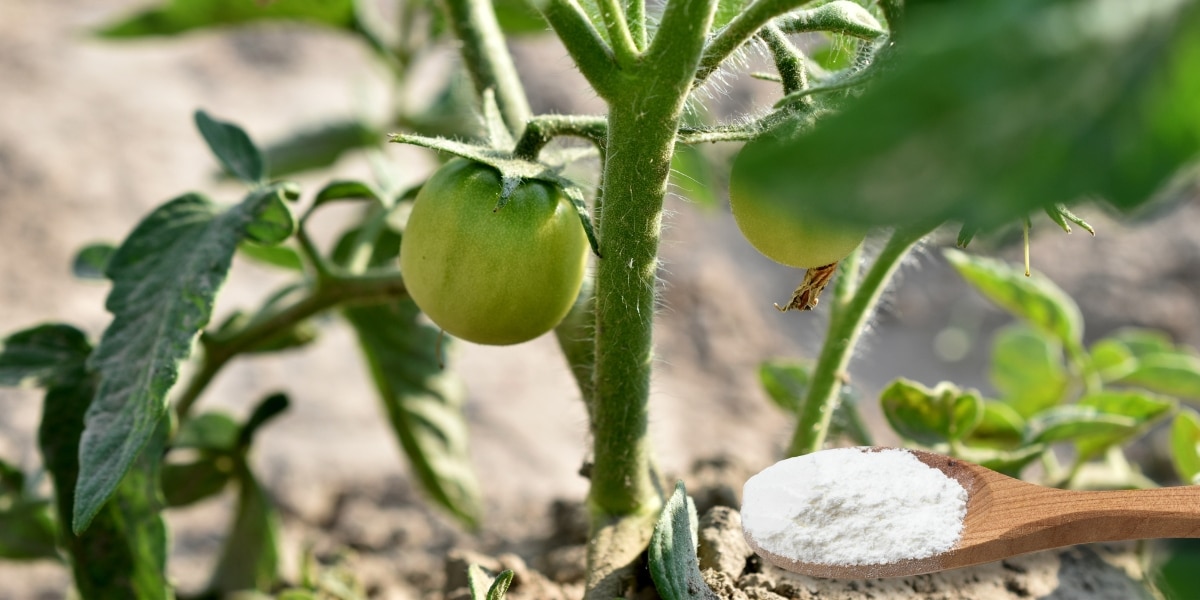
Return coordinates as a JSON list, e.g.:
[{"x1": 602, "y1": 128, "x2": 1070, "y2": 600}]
[{"x1": 745, "y1": 447, "x2": 1200, "y2": 579}]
